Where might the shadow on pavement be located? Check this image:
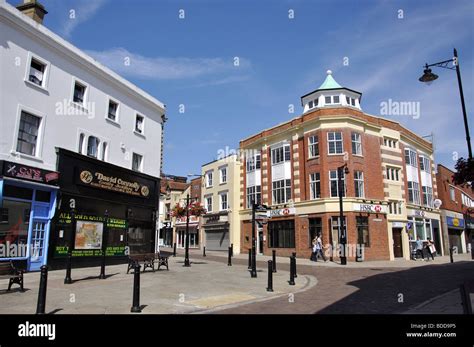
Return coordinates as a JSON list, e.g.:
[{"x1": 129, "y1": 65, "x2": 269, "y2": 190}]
[
  {"x1": 71, "y1": 272, "x2": 120, "y2": 284},
  {"x1": 317, "y1": 261, "x2": 474, "y2": 314}
]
